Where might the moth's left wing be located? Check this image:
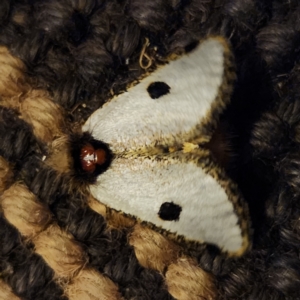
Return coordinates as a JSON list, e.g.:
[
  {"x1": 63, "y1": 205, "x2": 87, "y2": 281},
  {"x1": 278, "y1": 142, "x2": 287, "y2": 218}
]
[
  {"x1": 89, "y1": 151, "x2": 250, "y2": 256},
  {"x1": 83, "y1": 37, "x2": 234, "y2": 153}
]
